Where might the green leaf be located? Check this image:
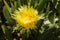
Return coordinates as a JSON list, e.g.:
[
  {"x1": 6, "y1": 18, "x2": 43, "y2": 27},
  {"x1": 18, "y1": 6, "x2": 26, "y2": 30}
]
[
  {"x1": 37, "y1": 19, "x2": 44, "y2": 30},
  {"x1": 21, "y1": 31, "x2": 27, "y2": 40},
  {"x1": 58, "y1": 7, "x2": 60, "y2": 27},
  {"x1": 11, "y1": 0, "x2": 20, "y2": 9},
  {"x1": 14, "y1": 1, "x2": 17, "y2": 9},
  {"x1": 37, "y1": 0, "x2": 48, "y2": 12},
  {"x1": 53, "y1": 0, "x2": 57, "y2": 6},
  {"x1": 48, "y1": 12, "x2": 55, "y2": 24},
  {"x1": 4, "y1": 0, "x2": 11, "y2": 14},
  {"x1": 41, "y1": 27, "x2": 56, "y2": 40},
  {"x1": 2, "y1": 25, "x2": 13, "y2": 40},
  {"x1": 16, "y1": 0, "x2": 21, "y2": 8},
  {"x1": 20, "y1": 0, "x2": 28, "y2": 6},
  {"x1": 30, "y1": 0, "x2": 38, "y2": 8},
  {"x1": 3, "y1": 6, "x2": 15, "y2": 24}
]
